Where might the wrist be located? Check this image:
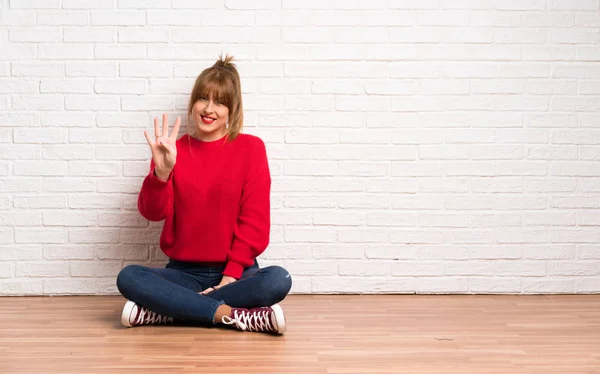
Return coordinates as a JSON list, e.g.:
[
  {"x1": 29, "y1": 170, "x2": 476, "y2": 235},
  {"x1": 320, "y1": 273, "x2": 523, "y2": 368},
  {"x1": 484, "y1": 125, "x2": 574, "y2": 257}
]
[
  {"x1": 224, "y1": 261, "x2": 244, "y2": 280},
  {"x1": 154, "y1": 168, "x2": 171, "y2": 182}
]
